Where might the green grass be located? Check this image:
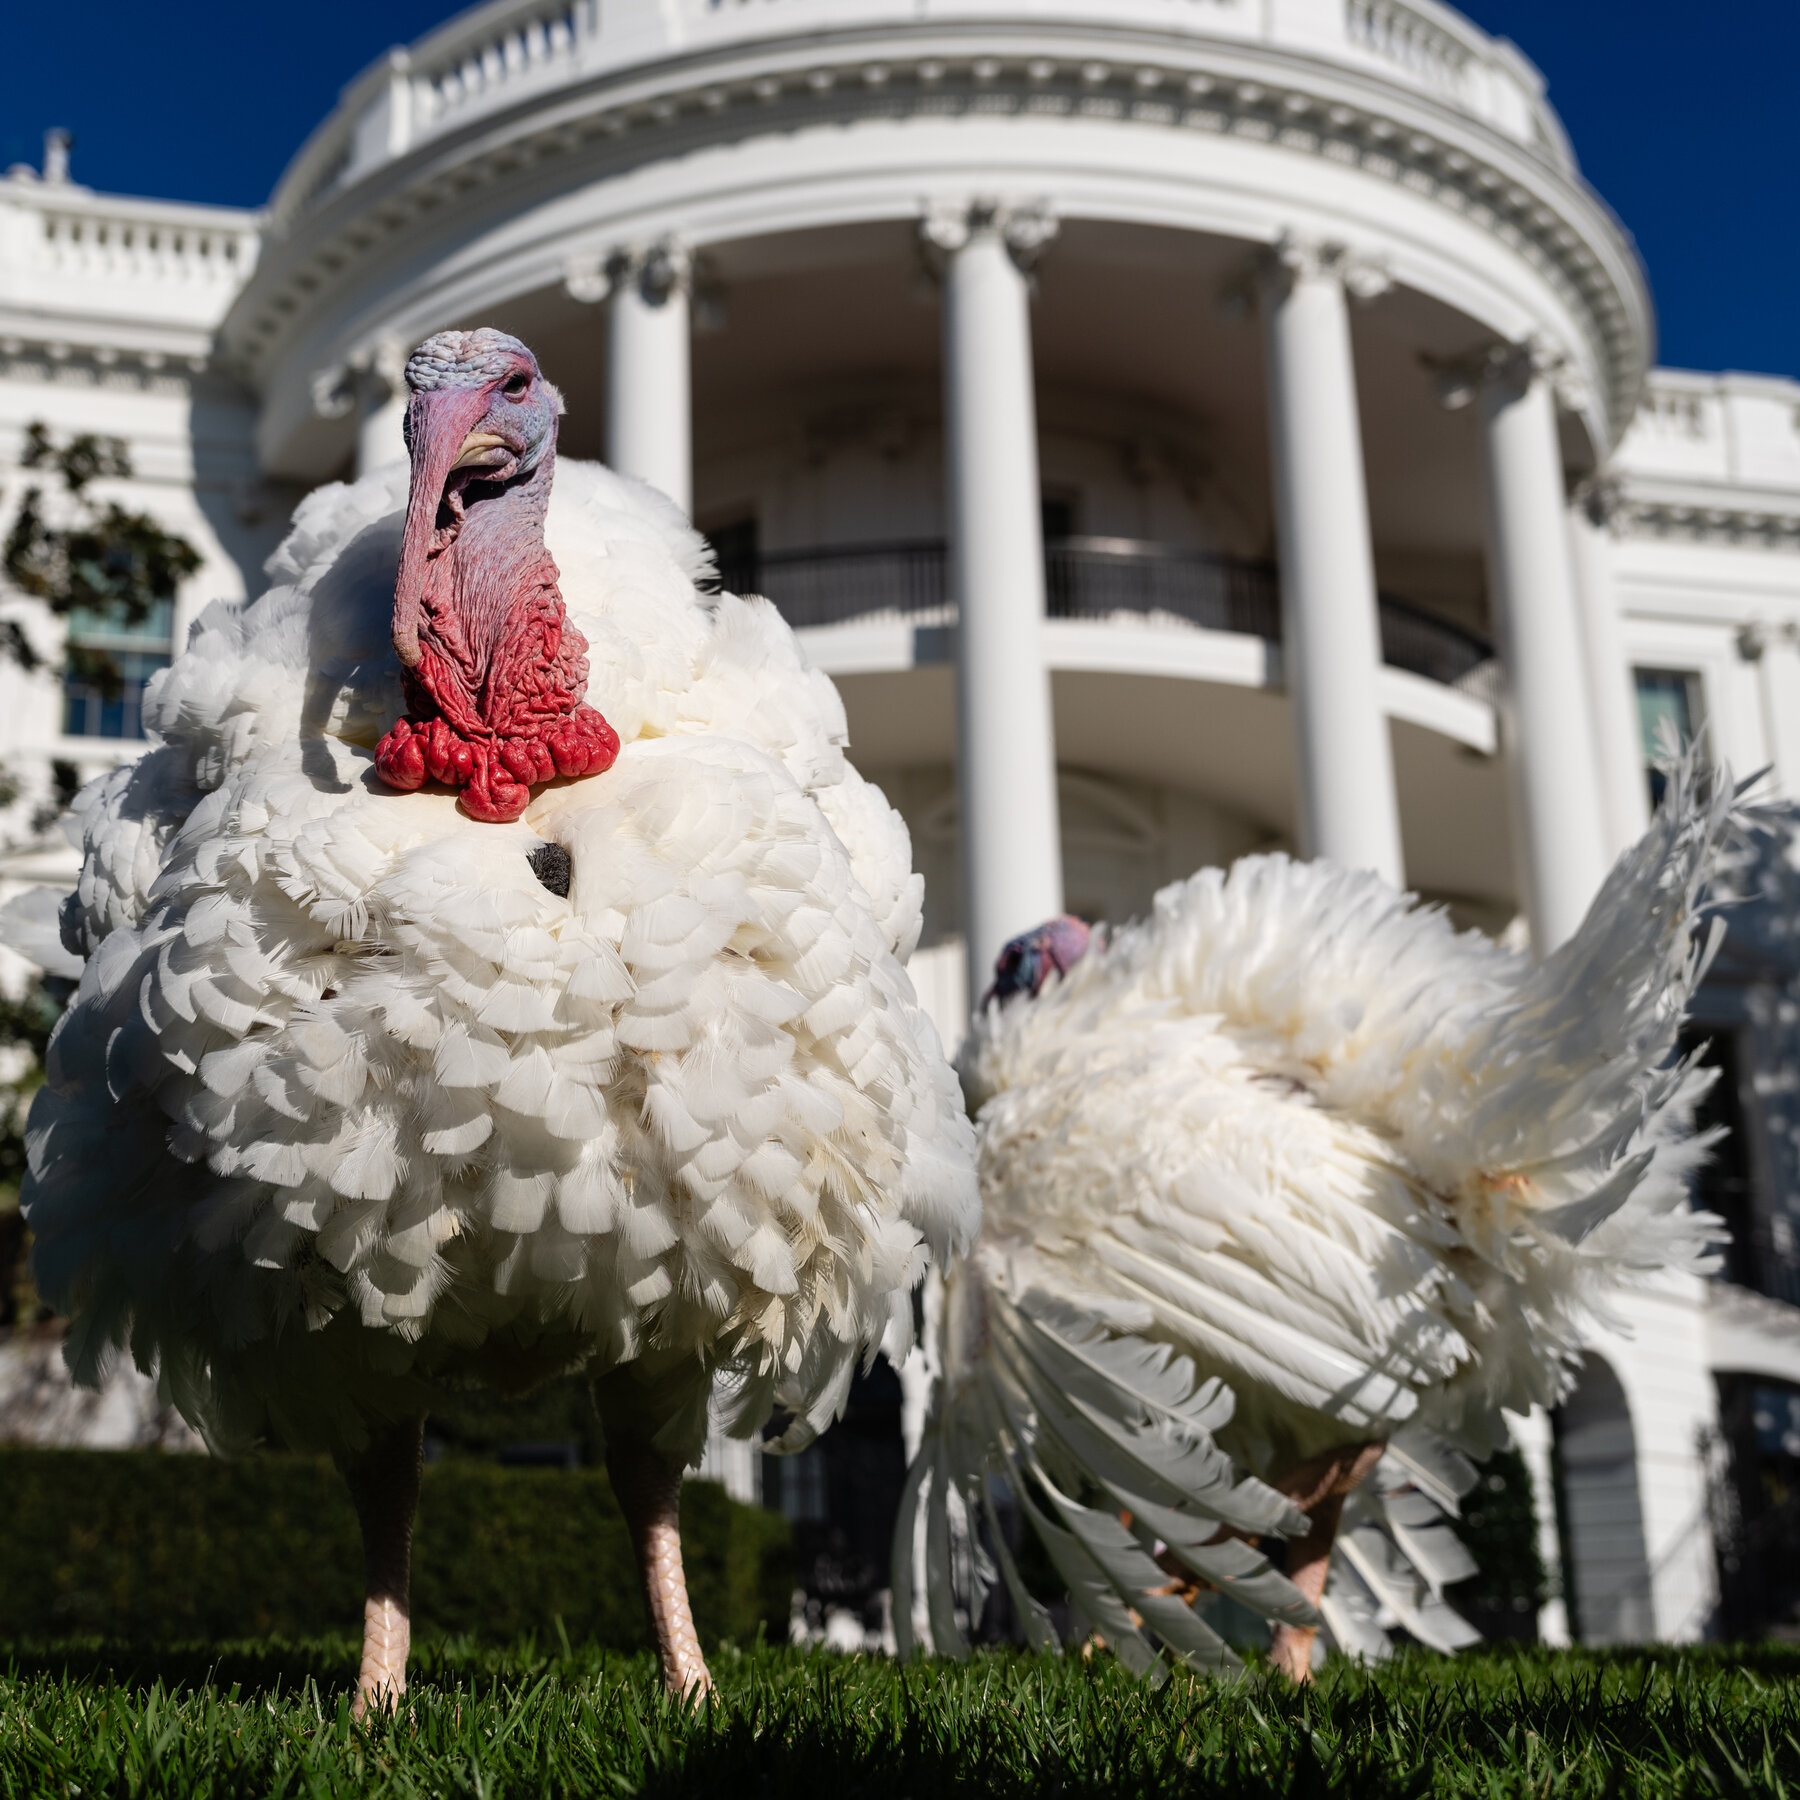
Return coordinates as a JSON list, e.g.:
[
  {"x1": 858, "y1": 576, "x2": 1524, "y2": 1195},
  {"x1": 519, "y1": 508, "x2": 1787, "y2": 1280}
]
[{"x1": 5, "y1": 1639, "x2": 1800, "y2": 1798}]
